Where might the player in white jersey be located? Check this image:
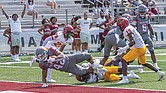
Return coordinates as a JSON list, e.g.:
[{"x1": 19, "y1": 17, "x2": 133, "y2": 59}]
[
  {"x1": 30, "y1": 25, "x2": 73, "y2": 83},
  {"x1": 42, "y1": 25, "x2": 73, "y2": 51},
  {"x1": 44, "y1": 24, "x2": 73, "y2": 82},
  {"x1": 116, "y1": 18, "x2": 165, "y2": 84}
]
